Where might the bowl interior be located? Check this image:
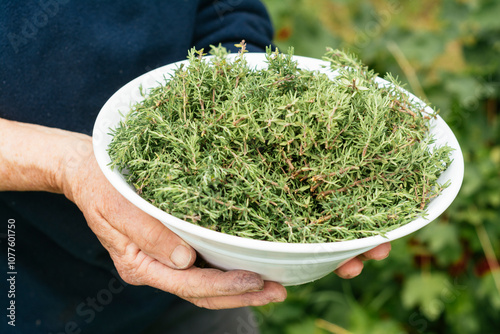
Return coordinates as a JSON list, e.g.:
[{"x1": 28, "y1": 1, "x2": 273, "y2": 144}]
[{"x1": 93, "y1": 53, "x2": 464, "y2": 256}]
